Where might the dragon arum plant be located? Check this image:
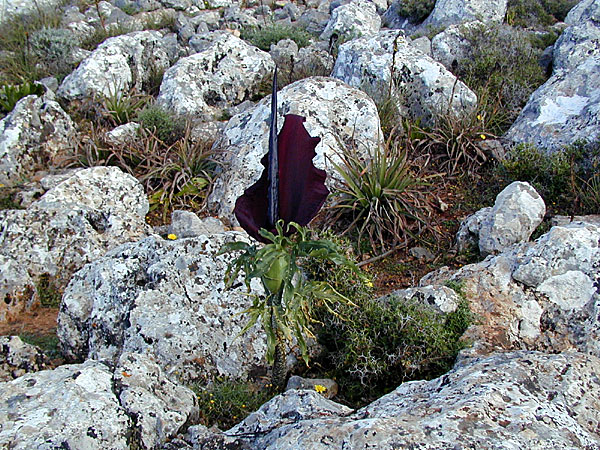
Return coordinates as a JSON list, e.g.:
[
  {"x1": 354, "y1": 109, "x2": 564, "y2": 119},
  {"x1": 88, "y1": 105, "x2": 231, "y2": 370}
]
[
  {"x1": 220, "y1": 221, "x2": 359, "y2": 392},
  {"x1": 220, "y1": 69, "x2": 361, "y2": 392}
]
